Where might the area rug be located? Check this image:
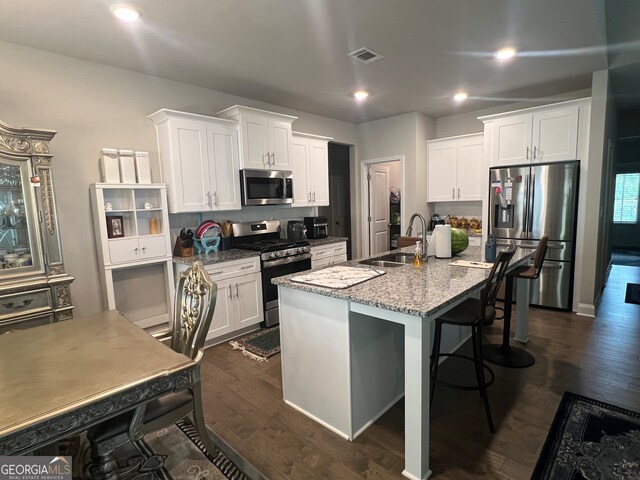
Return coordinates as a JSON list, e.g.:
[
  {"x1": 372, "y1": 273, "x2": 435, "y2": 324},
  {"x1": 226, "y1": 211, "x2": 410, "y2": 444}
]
[
  {"x1": 612, "y1": 249, "x2": 640, "y2": 267},
  {"x1": 624, "y1": 283, "x2": 640, "y2": 305},
  {"x1": 61, "y1": 421, "x2": 250, "y2": 480},
  {"x1": 531, "y1": 391, "x2": 640, "y2": 479},
  {"x1": 229, "y1": 326, "x2": 280, "y2": 362}
]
